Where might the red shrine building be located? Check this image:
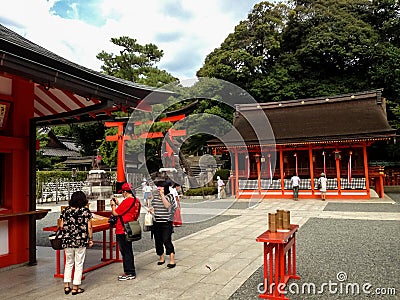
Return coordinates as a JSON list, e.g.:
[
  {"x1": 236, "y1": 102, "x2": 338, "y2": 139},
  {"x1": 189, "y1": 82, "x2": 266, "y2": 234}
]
[
  {"x1": 0, "y1": 24, "x2": 170, "y2": 269},
  {"x1": 208, "y1": 90, "x2": 396, "y2": 200}
]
